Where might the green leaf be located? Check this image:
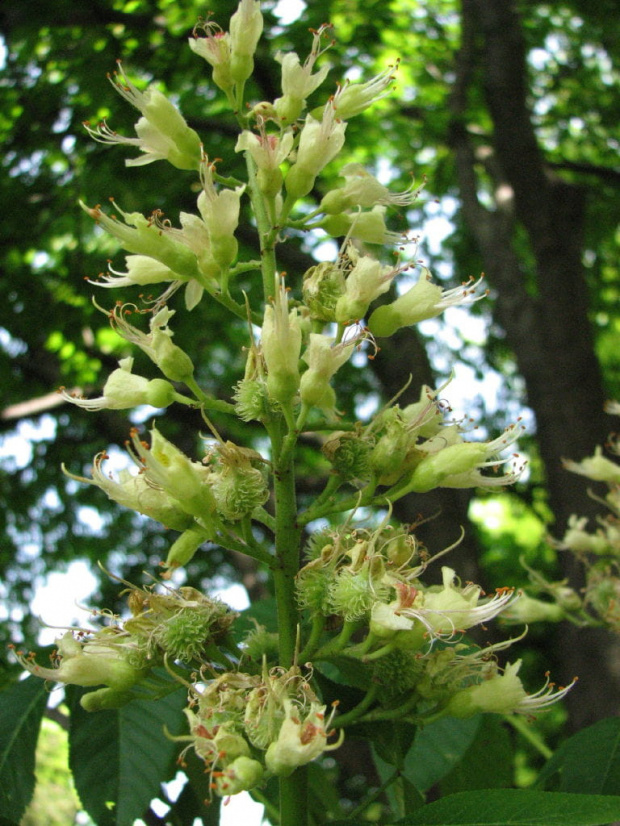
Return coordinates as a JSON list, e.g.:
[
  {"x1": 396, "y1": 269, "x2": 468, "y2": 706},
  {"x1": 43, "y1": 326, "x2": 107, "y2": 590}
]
[
  {"x1": 371, "y1": 720, "x2": 420, "y2": 768},
  {"x1": 402, "y1": 715, "x2": 482, "y2": 793},
  {"x1": 538, "y1": 717, "x2": 620, "y2": 795},
  {"x1": 68, "y1": 685, "x2": 187, "y2": 826},
  {"x1": 395, "y1": 790, "x2": 620, "y2": 825},
  {"x1": 0, "y1": 676, "x2": 48, "y2": 821},
  {"x1": 440, "y1": 715, "x2": 513, "y2": 794}
]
